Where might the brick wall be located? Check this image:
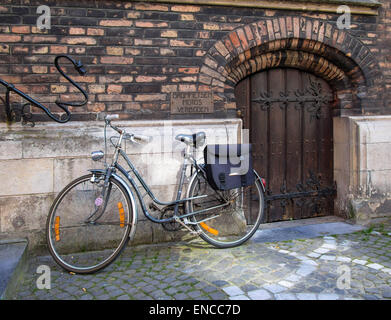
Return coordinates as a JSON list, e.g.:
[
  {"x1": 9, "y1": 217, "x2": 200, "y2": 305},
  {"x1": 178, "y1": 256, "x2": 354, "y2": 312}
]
[{"x1": 0, "y1": 0, "x2": 390, "y2": 122}]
